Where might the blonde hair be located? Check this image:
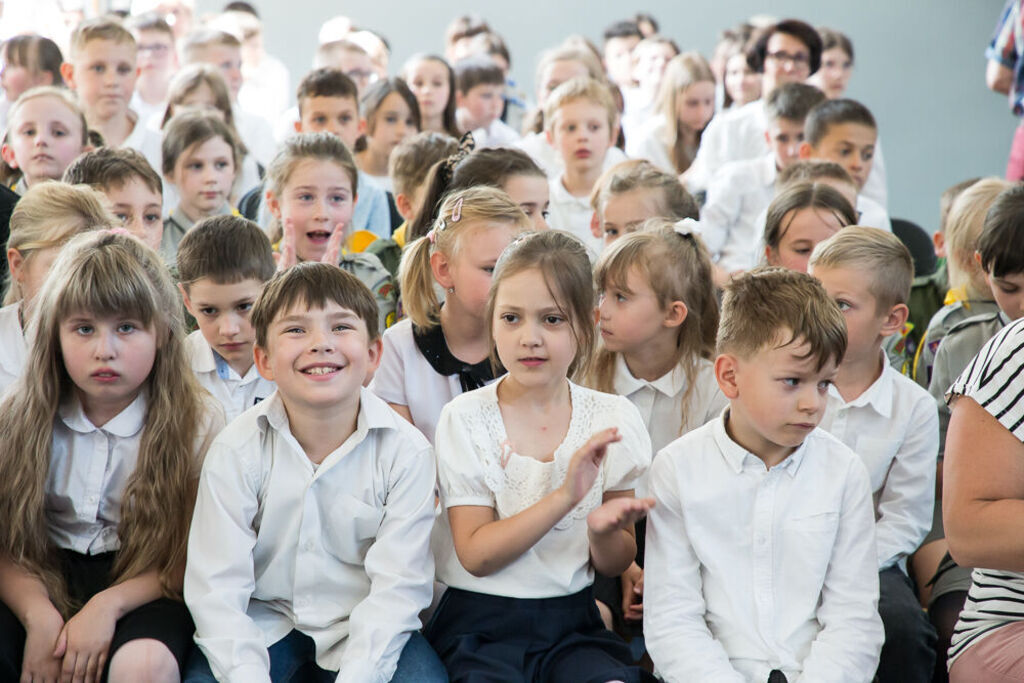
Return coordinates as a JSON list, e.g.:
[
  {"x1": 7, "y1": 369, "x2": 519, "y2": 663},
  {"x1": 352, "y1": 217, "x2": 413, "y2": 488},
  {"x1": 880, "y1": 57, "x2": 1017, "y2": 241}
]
[
  {"x1": 486, "y1": 230, "x2": 596, "y2": 381},
  {"x1": 655, "y1": 52, "x2": 715, "y2": 174},
  {"x1": 0, "y1": 87, "x2": 89, "y2": 186},
  {"x1": 543, "y1": 76, "x2": 618, "y2": 134},
  {"x1": 181, "y1": 28, "x2": 241, "y2": 63},
  {"x1": 400, "y1": 186, "x2": 531, "y2": 329},
  {"x1": 5, "y1": 182, "x2": 116, "y2": 304},
  {"x1": 809, "y1": 226, "x2": 913, "y2": 311},
  {"x1": 944, "y1": 177, "x2": 1013, "y2": 298},
  {"x1": 591, "y1": 221, "x2": 718, "y2": 432},
  {"x1": 526, "y1": 46, "x2": 606, "y2": 134},
  {"x1": 69, "y1": 16, "x2": 136, "y2": 58},
  {"x1": 0, "y1": 231, "x2": 211, "y2": 616},
  {"x1": 590, "y1": 159, "x2": 698, "y2": 220}
]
